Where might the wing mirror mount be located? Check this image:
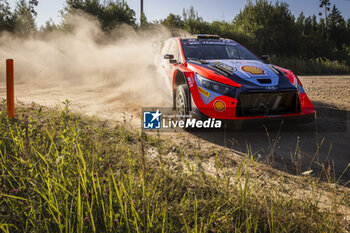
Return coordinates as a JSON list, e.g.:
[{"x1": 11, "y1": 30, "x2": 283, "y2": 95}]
[{"x1": 164, "y1": 54, "x2": 174, "y2": 59}]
